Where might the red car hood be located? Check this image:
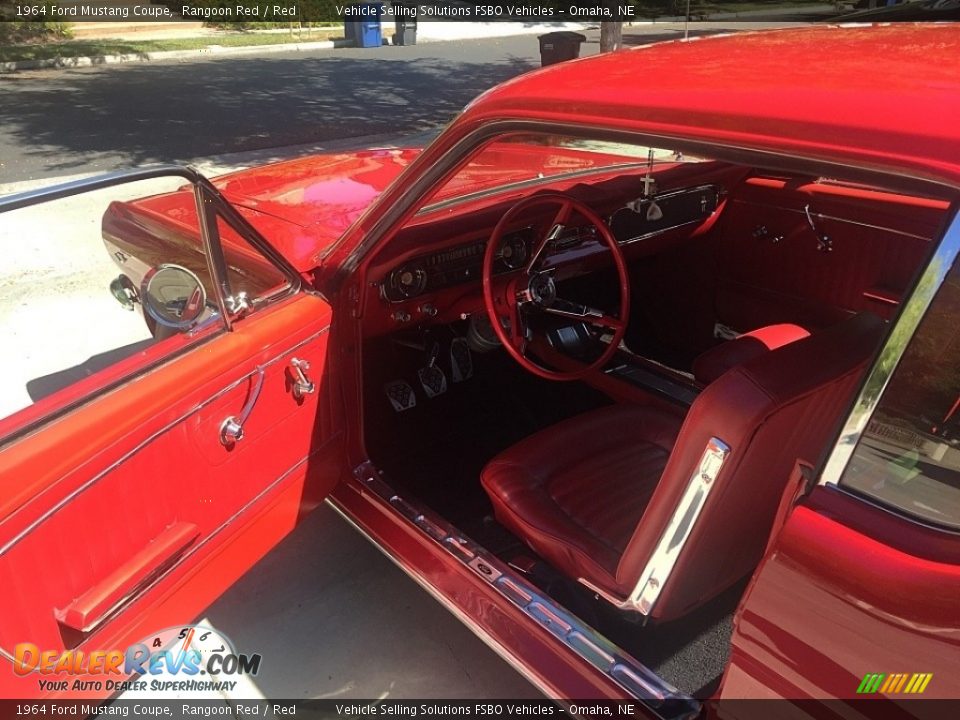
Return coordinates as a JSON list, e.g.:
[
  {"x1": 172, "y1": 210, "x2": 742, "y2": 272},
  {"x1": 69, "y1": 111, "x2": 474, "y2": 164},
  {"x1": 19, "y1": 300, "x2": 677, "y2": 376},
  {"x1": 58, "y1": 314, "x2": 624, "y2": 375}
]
[
  {"x1": 214, "y1": 148, "x2": 421, "y2": 273},
  {"x1": 211, "y1": 142, "x2": 638, "y2": 273}
]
